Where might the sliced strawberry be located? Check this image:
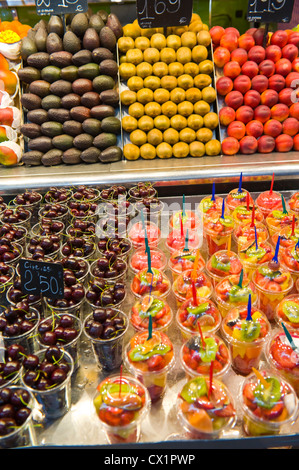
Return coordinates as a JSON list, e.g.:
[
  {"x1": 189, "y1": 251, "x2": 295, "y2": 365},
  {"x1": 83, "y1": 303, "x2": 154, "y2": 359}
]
[
  {"x1": 213, "y1": 403, "x2": 235, "y2": 417},
  {"x1": 260, "y1": 401, "x2": 284, "y2": 420}
]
